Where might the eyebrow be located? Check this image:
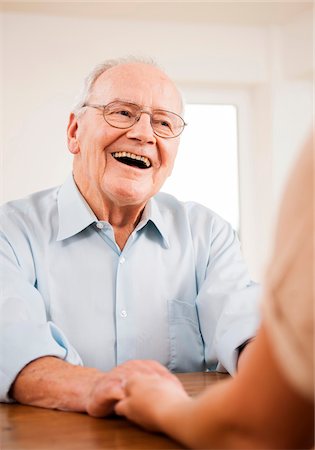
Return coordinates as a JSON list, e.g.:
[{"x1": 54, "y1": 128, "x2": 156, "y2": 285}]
[{"x1": 107, "y1": 98, "x2": 176, "y2": 113}]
